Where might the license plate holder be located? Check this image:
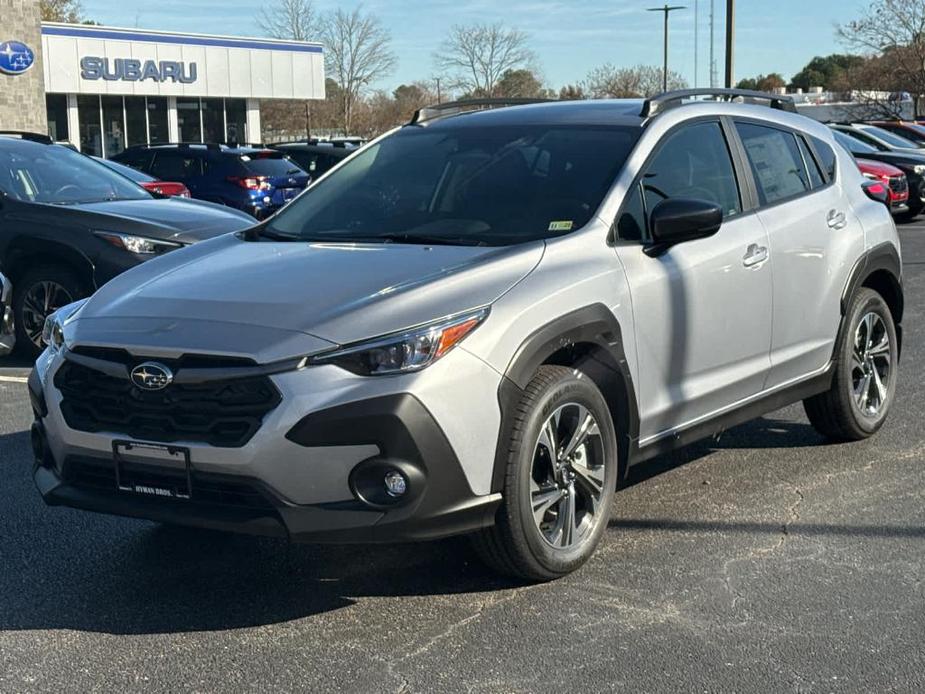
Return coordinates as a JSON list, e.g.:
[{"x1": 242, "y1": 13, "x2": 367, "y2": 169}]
[{"x1": 112, "y1": 440, "x2": 193, "y2": 500}]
